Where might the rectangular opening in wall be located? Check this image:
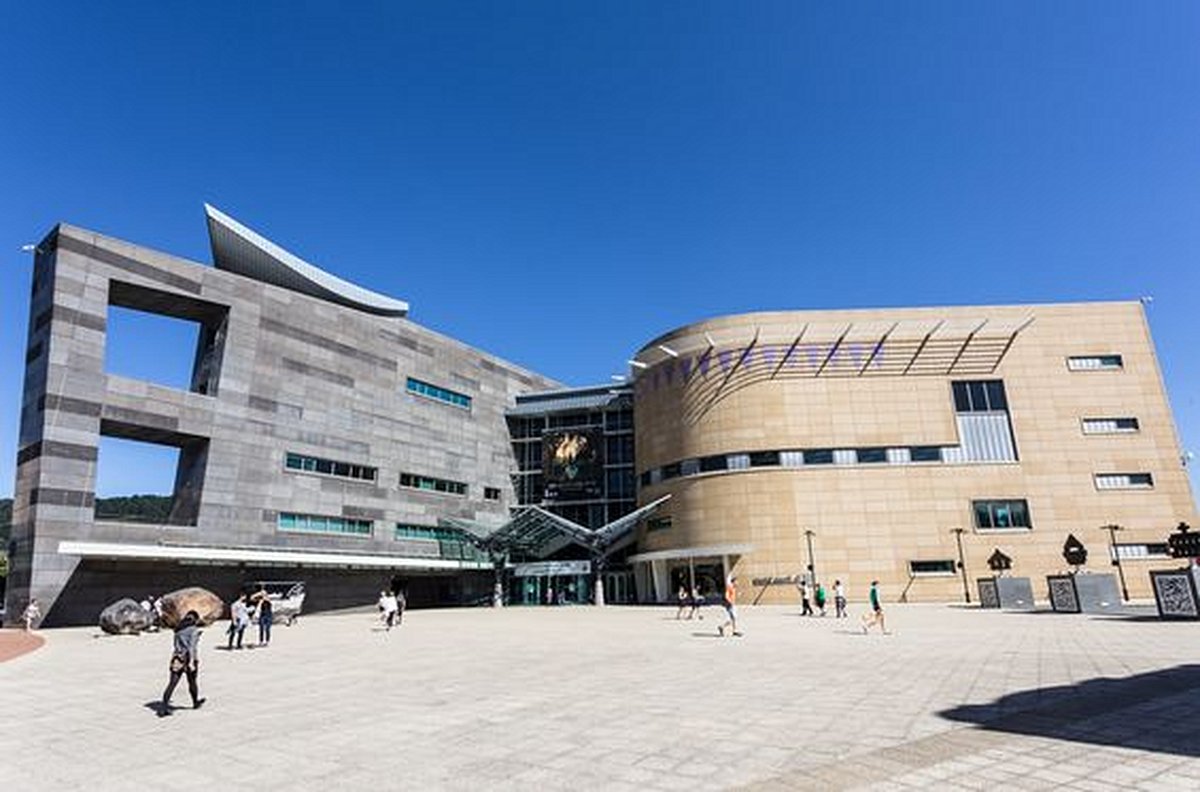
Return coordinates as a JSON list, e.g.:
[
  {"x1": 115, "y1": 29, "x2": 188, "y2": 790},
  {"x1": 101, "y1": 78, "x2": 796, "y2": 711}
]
[
  {"x1": 909, "y1": 559, "x2": 957, "y2": 576},
  {"x1": 95, "y1": 424, "x2": 209, "y2": 526},
  {"x1": 1094, "y1": 473, "x2": 1154, "y2": 490},
  {"x1": 1067, "y1": 355, "x2": 1123, "y2": 371},
  {"x1": 1081, "y1": 417, "x2": 1140, "y2": 435},
  {"x1": 106, "y1": 281, "x2": 230, "y2": 395}
]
